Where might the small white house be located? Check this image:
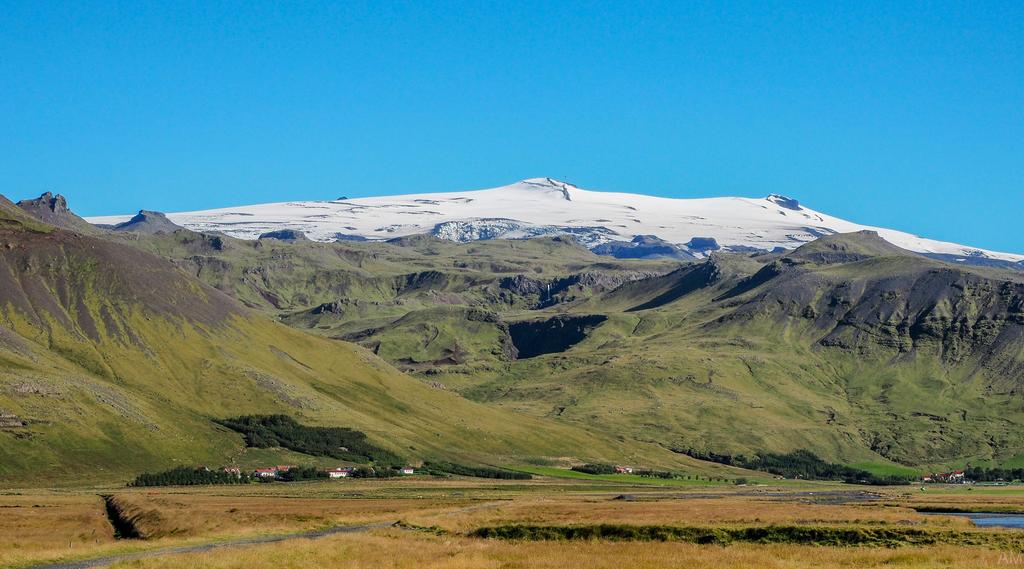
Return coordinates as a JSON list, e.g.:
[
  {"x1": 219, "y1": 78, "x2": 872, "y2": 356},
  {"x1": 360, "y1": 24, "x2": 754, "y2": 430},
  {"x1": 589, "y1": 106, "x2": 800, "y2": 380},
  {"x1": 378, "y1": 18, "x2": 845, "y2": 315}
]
[
  {"x1": 327, "y1": 468, "x2": 351, "y2": 479},
  {"x1": 400, "y1": 467, "x2": 415, "y2": 475}
]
